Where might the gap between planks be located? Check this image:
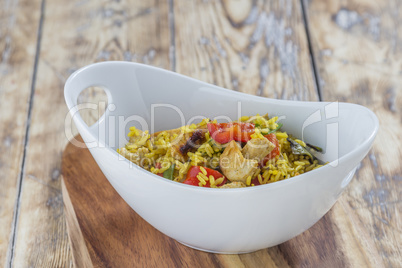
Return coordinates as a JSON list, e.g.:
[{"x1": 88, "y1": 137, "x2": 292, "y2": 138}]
[
  {"x1": 169, "y1": 0, "x2": 176, "y2": 72},
  {"x1": 300, "y1": 0, "x2": 322, "y2": 101},
  {"x1": 6, "y1": 0, "x2": 47, "y2": 267}
]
